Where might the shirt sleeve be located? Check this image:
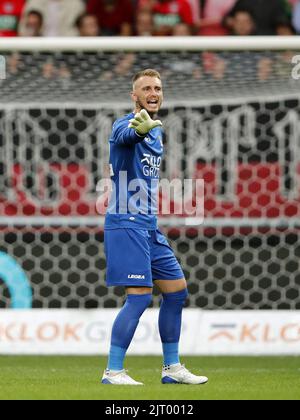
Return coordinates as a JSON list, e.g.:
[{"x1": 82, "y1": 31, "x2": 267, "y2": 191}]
[
  {"x1": 180, "y1": 0, "x2": 194, "y2": 25},
  {"x1": 111, "y1": 119, "x2": 146, "y2": 146}
]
